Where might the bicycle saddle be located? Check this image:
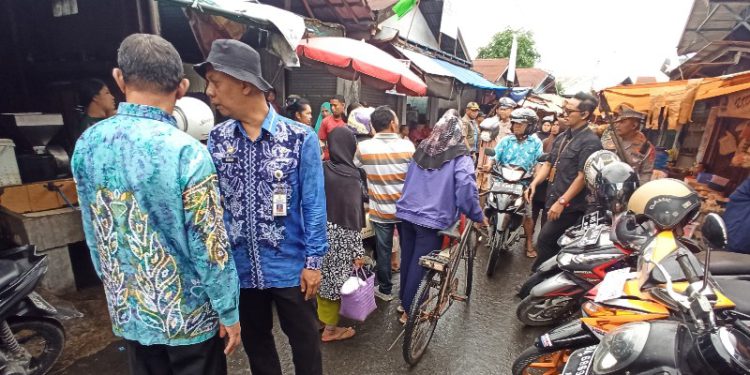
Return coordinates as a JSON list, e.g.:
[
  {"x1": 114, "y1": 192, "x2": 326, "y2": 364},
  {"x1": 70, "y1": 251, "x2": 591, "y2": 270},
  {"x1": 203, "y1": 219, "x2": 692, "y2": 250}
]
[{"x1": 439, "y1": 220, "x2": 462, "y2": 240}]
